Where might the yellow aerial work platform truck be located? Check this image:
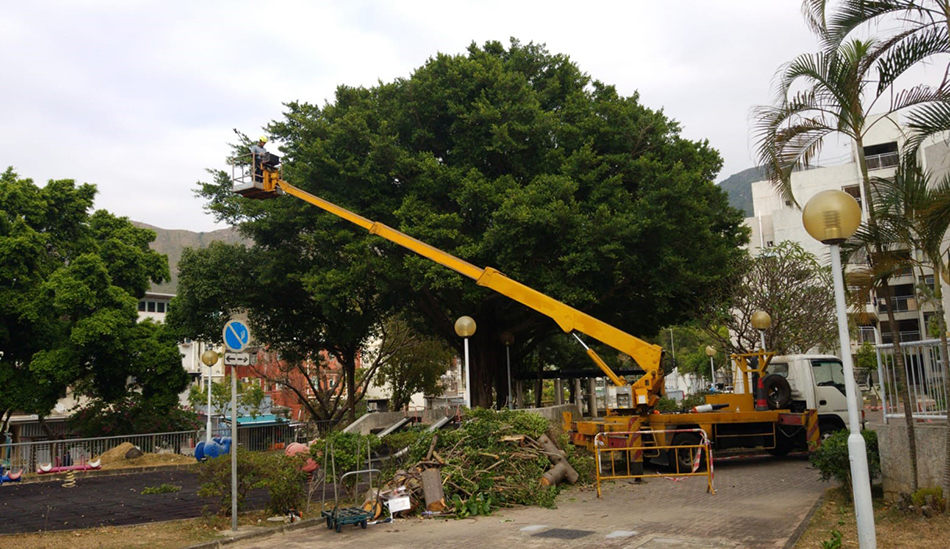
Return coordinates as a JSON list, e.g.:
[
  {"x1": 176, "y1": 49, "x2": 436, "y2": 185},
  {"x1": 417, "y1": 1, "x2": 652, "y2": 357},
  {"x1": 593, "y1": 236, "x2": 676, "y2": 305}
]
[{"x1": 232, "y1": 154, "x2": 821, "y2": 472}]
